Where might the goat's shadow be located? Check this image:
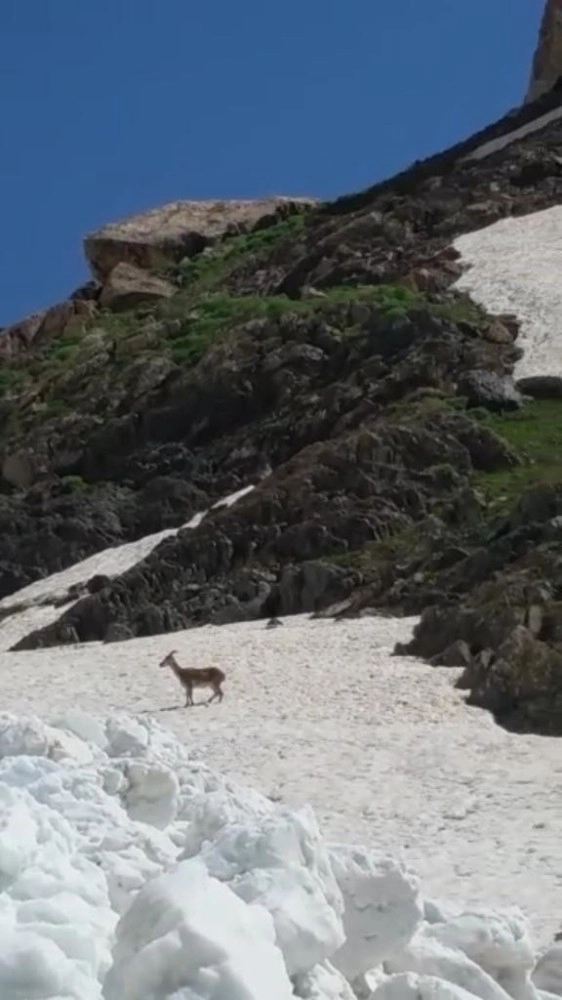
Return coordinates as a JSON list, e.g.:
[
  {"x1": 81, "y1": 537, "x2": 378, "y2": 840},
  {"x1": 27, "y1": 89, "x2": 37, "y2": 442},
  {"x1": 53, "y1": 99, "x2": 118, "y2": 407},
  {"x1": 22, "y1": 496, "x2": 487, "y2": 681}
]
[{"x1": 139, "y1": 703, "x2": 210, "y2": 715}]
